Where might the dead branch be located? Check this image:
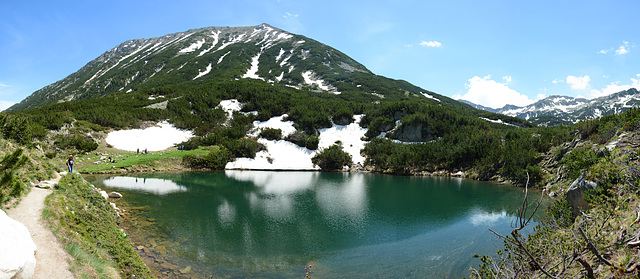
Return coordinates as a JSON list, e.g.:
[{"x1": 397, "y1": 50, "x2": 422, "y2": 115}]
[
  {"x1": 577, "y1": 225, "x2": 612, "y2": 266},
  {"x1": 631, "y1": 205, "x2": 640, "y2": 226},
  {"x1": 574, "y1": 256, "x2": 595, "y2": 278}
]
